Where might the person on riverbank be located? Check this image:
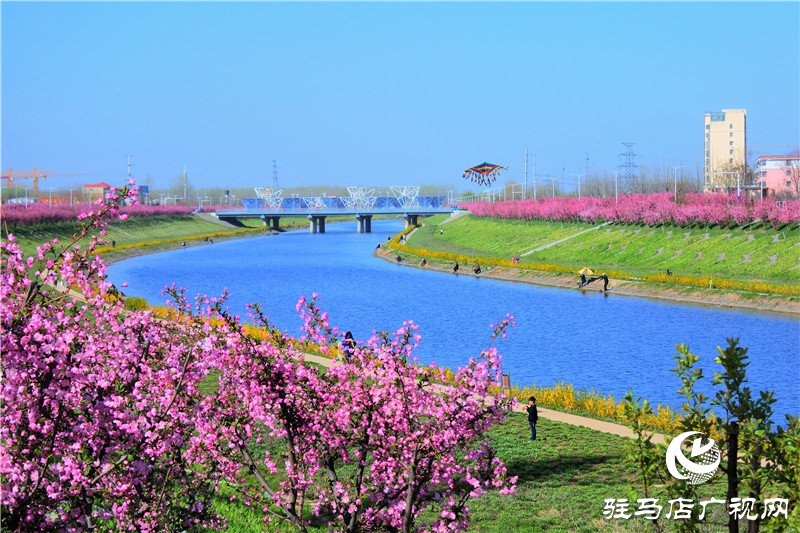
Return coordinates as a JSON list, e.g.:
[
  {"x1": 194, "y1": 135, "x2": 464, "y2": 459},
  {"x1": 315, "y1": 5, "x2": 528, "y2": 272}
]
[
  {"x1": 453, "y1": 262, "x2": 459, "y2": 274},
  {"x1": 473, "y1": 264, "x2": 481, "y2": 275},
  {"x1": 526, "y1": 397, "x2": 538, "y2": 441},
  {"x1": 420, "y1": 258, "x2": 427, "y2": 267},
  {"x1": 342, "y1": 331, "x2": 356, "y2": 361},
  {"x1": 584, "y1": 273, "x2": 610, "y2": 292},
  {"x1": 579, "y1": 273, "x2": 587, "y2": 288}
]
